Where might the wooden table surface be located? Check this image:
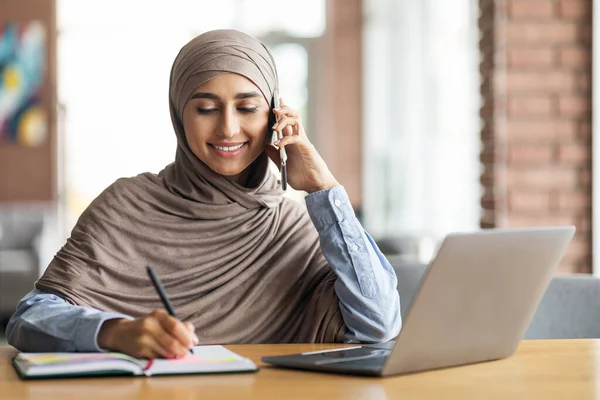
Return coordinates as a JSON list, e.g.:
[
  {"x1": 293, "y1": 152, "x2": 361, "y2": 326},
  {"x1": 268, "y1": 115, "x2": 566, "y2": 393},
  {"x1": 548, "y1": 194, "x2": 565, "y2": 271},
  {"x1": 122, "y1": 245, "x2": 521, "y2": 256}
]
[{"x1": 1, "y1": 340, "x2": 599, "y2": 399}]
